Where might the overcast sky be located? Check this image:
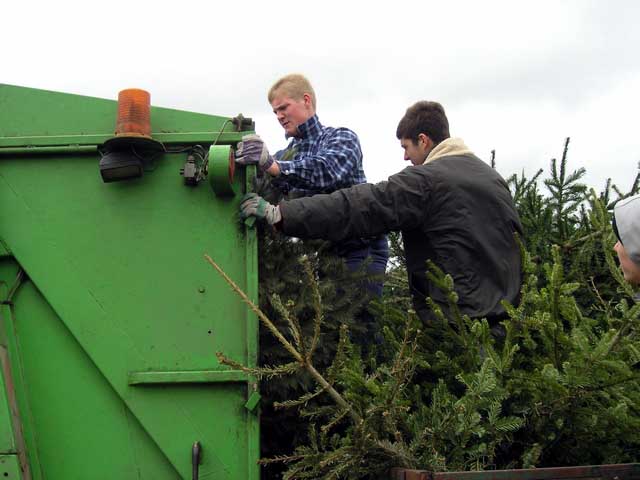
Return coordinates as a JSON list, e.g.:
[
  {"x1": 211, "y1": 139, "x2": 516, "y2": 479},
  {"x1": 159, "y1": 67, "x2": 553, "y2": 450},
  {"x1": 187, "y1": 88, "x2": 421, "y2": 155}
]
[{"x1": 4, "y1": 0, "x2": 639, "y2": 193}]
